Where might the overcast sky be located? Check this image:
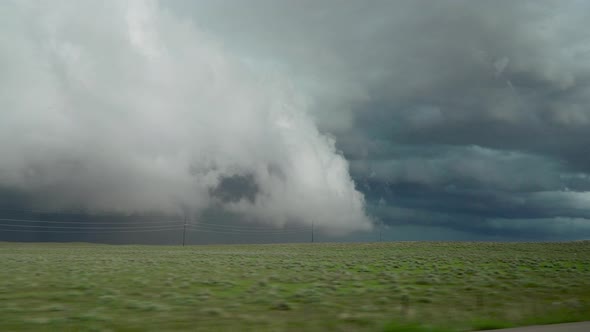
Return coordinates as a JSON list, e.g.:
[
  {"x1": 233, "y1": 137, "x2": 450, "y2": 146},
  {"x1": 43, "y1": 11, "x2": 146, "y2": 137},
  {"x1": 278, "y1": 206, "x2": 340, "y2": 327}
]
[{"x1": 1, "y1": 0, "x2": 589, "y2": 243}]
